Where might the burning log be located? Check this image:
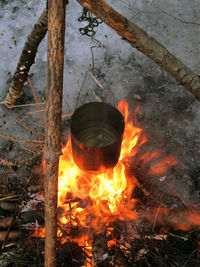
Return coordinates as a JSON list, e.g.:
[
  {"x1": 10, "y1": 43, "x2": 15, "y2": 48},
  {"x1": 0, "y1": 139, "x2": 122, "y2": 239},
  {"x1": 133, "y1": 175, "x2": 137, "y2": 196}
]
[{"x1": 44, "y1": 0, "x2": 67, "y2": 266}]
